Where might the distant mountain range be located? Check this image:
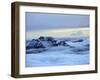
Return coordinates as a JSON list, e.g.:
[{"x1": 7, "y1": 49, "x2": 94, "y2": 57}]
[
  {"x1": 26, "y1": 36, "x2": 69, "y2": 49},
  {"x1": 26, "y1": 36, "x2": 89, "y2": 54}
]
